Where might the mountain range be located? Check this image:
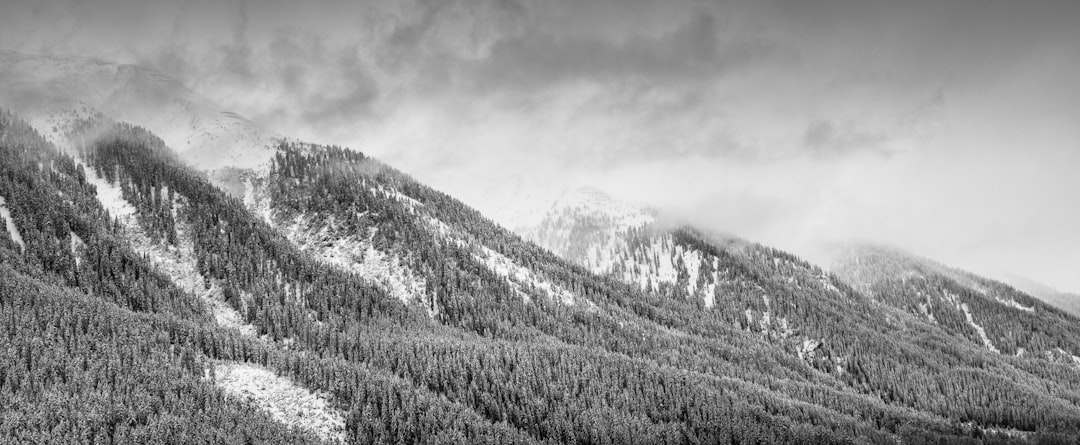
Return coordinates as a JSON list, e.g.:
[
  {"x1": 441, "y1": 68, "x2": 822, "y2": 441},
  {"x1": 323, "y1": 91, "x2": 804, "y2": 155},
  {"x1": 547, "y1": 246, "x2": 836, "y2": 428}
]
[{"x1": 2, "y1": 51, "x2": 1079, "y2": 444}]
